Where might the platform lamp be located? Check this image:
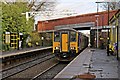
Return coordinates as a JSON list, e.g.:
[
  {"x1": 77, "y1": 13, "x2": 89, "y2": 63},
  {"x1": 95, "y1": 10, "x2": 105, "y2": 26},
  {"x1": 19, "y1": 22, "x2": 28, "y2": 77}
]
[
  {"x1": 95, "y1": 2, "x2": 99, "y2": 48},
  {"x1": 95, "y1": 2, "x2": 110, "y2": 55},
  {"x1": 107, "y1": 2, "x2": 110, "y2": 56},
  {"x1": 95, "y1": 15, "x2": 99, "y2": 48}
]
